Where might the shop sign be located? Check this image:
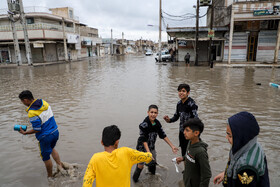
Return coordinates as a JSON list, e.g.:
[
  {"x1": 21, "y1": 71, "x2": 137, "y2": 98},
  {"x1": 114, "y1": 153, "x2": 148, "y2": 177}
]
[
  {"x1": 33, "y1": 43, "x2": 44, "y2": 48},
  {"x1": 208, "y1": 29, "x2": 215, "y2": 38},
  {"x1": 67, "y1": 34, "x2": 80, "y2": 44},
  {"x1": 178, "y1": 40, "x2": 187, "y2": 46},
  {"x1": 253, "y1": 6, "x2": 279, "y2": 16}
]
